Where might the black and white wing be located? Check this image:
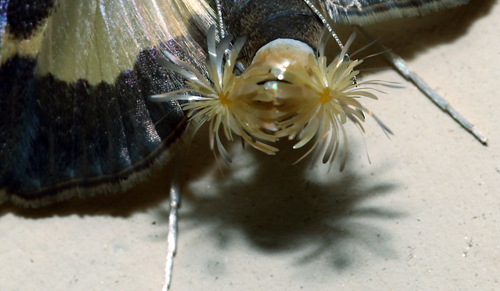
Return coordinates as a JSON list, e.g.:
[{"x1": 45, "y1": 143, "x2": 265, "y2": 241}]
[
  {"x1": 322, "y1": 0, "x2": 469, "y2": 25},
  {"x1": 0, "y1": 0, "x2": 215, "y2": 207}
]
